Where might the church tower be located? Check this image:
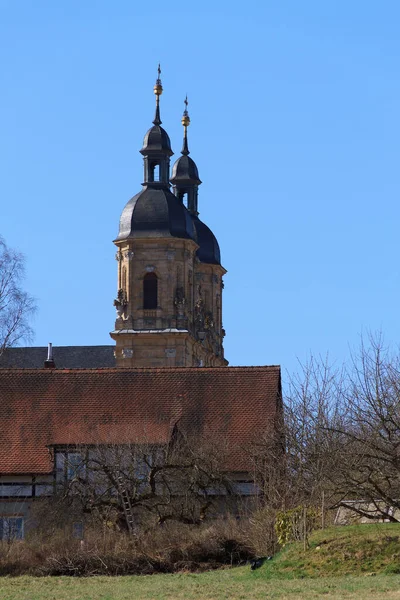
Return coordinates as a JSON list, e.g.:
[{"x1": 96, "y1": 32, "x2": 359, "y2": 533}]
[{"x1": 110, "y1": 68, "x2": 227, "y2": 367}]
